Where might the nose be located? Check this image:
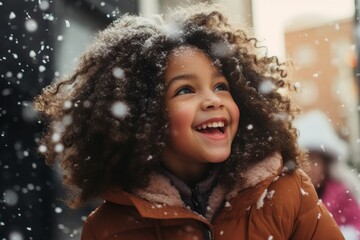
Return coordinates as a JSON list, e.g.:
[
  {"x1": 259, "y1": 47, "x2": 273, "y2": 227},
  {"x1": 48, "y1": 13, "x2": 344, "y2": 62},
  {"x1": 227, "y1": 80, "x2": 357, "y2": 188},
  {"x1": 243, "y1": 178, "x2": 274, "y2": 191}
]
[{"x1": 201, "y1": 92, "x2": 224, "y2": 110}]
